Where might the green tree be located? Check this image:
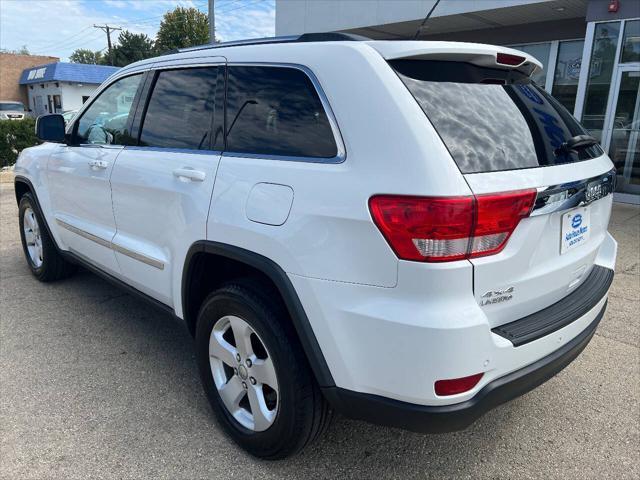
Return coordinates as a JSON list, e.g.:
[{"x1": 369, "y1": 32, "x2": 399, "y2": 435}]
[
  {"x1": 111, "y1": 30, "x2": 155, "y2": 67},
  {"x1": 154, "y1": 6, "x2": 209, "y2": 53},
  {"x1": 69, "y1": 48, "x2": 103, "y2": 64}
]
